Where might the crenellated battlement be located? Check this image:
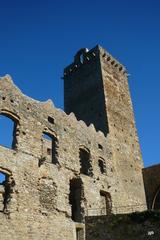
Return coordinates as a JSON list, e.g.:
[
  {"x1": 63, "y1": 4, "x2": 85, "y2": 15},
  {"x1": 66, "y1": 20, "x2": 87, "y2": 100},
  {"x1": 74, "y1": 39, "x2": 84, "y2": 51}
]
[{"x1": 63, "y1": 45, "x2": 127, "y2": 78}]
